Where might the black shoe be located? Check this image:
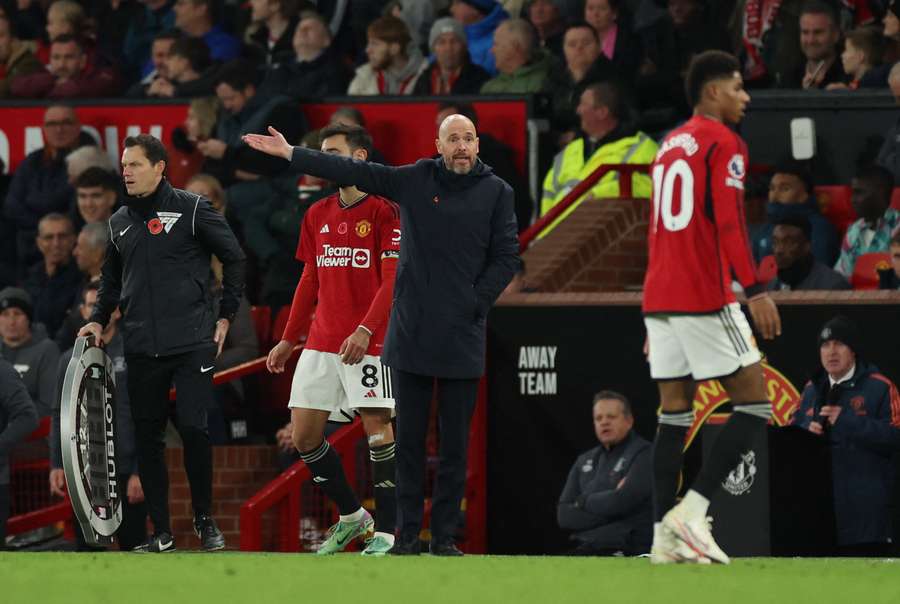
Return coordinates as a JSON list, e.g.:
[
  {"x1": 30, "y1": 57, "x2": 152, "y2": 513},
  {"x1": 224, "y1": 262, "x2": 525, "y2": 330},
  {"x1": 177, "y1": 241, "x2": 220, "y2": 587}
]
[
  {"x1": 132, "y1": 532, "x2": 176, "y2": 553},
  {"x1": 429, "y1": 540, "x2": 463, "y2": 556},
  {"x1": 388, "y1": 536, "x2": 421, "y2": 555},
  {"x1": 194, "y1": 515, "x2": 226, "y2": 551}
]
